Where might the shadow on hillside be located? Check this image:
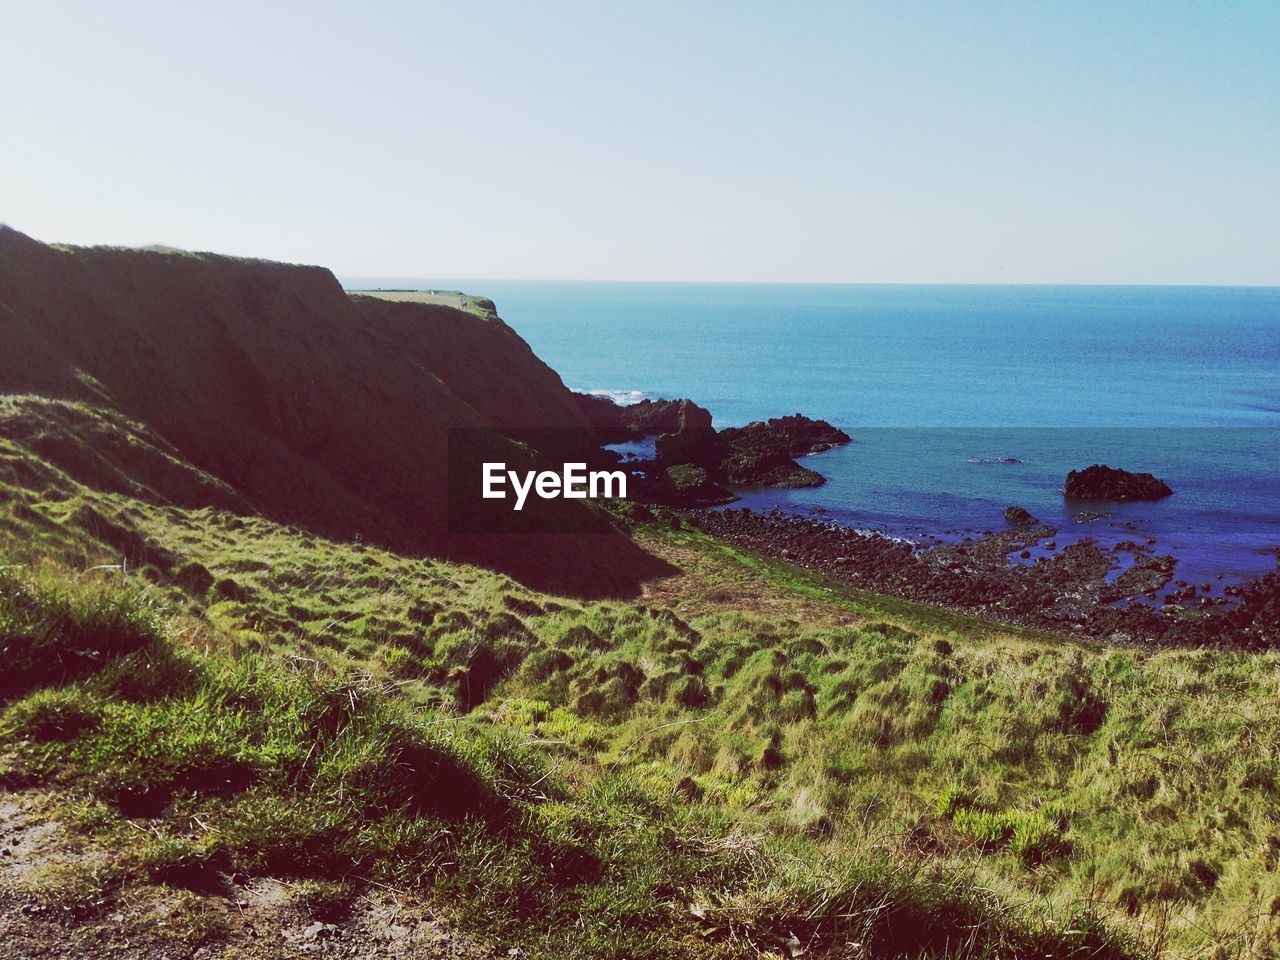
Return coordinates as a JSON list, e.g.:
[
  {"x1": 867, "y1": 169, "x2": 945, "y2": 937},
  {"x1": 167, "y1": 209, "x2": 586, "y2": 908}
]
[{"x1": 450, "y1": 531, "x2": 678, "y2": 600}]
